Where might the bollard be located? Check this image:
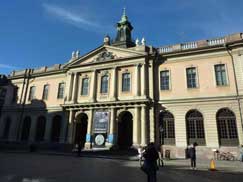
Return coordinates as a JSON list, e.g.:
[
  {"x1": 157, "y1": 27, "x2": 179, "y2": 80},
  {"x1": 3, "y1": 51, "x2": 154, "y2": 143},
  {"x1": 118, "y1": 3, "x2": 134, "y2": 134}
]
[{"x1": 209, "y1": 159, "x2": 216, "y2": 171}]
